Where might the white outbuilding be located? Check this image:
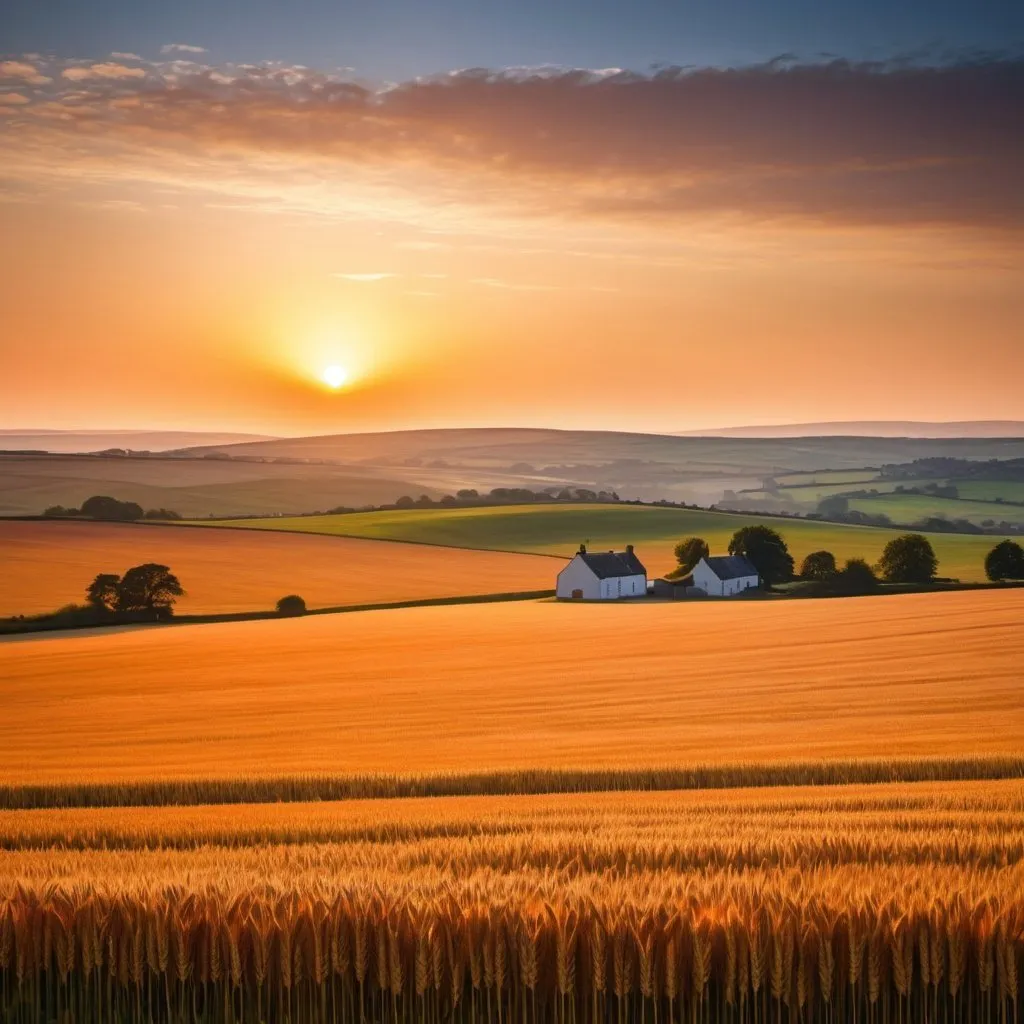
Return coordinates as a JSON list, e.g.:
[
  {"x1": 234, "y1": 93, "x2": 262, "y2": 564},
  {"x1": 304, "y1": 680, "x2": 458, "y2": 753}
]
[
  {"x1": 691, "y1": 555, "x2": 760, "y2": 596},
  {"x1": 556, "y1": 544, "x2": 647, "y2": 600}
]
